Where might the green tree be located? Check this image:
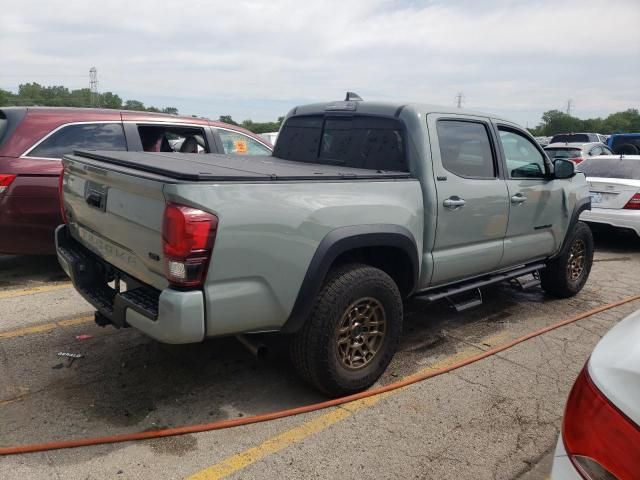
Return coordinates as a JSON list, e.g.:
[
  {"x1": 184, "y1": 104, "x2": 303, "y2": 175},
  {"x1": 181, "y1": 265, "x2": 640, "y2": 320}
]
[
  {"x1": 124, "y1": 99, "x2": 145, "y2": 111},
  {"x1": 218, "y1": 115, "x2": 238, "y2": 126},
  {"x1": 100, "y1": 92, "x2": 123, "y2": 109},
  {"x1": 162, "y1": 107, "x2": 178, "y2": 115},
  {"x1": 0, "y1": 89, "x2": 11, "y2": 107}
]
